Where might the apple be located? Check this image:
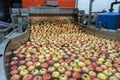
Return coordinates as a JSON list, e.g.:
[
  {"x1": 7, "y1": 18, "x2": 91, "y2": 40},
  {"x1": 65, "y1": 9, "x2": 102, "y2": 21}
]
[
  {"x1": 82, "y1": 74, "x2": 91, "y2": 80},
  {"x1": 10, "y1": 65, "x2": 18, "y2": 70},
  {"x1": 34, "y1": 62, "x2": 41, "y2": 67},
  {"x1": 100, "y1": 65, "x2": 107, "y2": 70},
  {"x1": 65, "y1": 59, "x2": 71, "y2": 64},
  {"x1": 65, "y1": 71, "x2": 72, "y2": 77},
  {"x1": 52, "y1": 57, "x2": 59, "y2": 62},
  {"x1": 109, "y1": 76, "x2": 119, "y2": 80},
  {"x1": 10, "y1": 74, "x2": 20, "y2": 80},
  {"x1": 61, "y1": 62, "x2": 68, "y2": 67},
  {"x1": 20, "y1": 70, "x2": 28, "y2": 76},
  {"x1": 43, "y1": 73, "x2": 51, "y2": 80},
  {"x1": 48, "y1": 60, "x2": 54, "y2": 65},
  {"x1": 88, "y1": 65, "x2": 95, "y2": 71},
  {"x1": 23, "y1": 74, "x2": 33, "y2": 80},
  {"x1": 97, "y1": 73, "x2": 107, "y2": 80},
  {"x1": 19, "y1": 60, "x2": 26, "y2": 65},
  {"x1": 33, "y1": 76, "x2": 42, "y2": 80},
  {"x1": 31, "y1": 69, "x2": 40, "y2": 76},
  {"x1": 114, "y1": 73, "x2": 120, "y2": 79},
  {"x1": 74, "y1": 59, "x2": 79, "y2": 63},
  {"x1": 77, "y1": 62, "x2": 85, "y2": 67},
  {"x1": 12, "y1": 57, "x2": 18, "y2": 61},
  {"x1": 95, "y1": 67, "x2": 103, "y2": 72},
  {"x1": 10, "y1": 61, "x2": 18, "y2": 65},
  {"x1": 73, "y1": 72, "x2": 81, "y2": 79},
  {"x1": 69, "y1": 56, "x2": 74, "y2": 61},
  {"x1": 53, "y1": 63, "x2": 60, "y2": 68},
  {"x1": 66, "y1": 66, "x2": 73, "y2": 71},
  {"x1": 108, "y1": 67, "x2": 117, "y2": 73},
  {"x1": 84, "y1": 60, "x2": 91, "y2": 65},
  {"x1": 104, "y1": 62, "x2": 112, "y2": 67},
  {"x1": 103, "y1": 70, "x2": 112, "y2": 76},
  {"x1": 41, "y1": 62, "x2": 48, "y2": 68},
  {"x1": 58, "y1": 59, "x2": 64, "y2": 63},
  {"x1": 39, "y1": 68, "x2": 47, "y2": 75},
  {"x1": 26, "y1": 61, "x2": 33, "y2": 67},
  {"x1": 10, "y1": 69, "x2": 18, "y2": 75},
  {"x1": 18, "y1": 65, "x2": 27, "y2": 71},
  {"x1": 59, "y1": 74, "x2": 68, "y2": 80},
  {"x1": 70, "y1": 62, "x2": 77, "y2": 67},
  {"x1": 28, "y1": 65, "x2": 35, "y2": 71},
  {"x1": 81, "y1": 67, "x2": 89, "y2": 73},
  {"x1": 58, "y1": 67, "x2": 66, "y2": 73},
  {"x1": 52, "y1": 71, "x2": 60, "y2": 78},
  {"x1": 48, "y1": 66, "x2": 55, "y2": 73},
  {"x1": 89, "y1": 71, "x2": 97, "y2": 78},
  {"x1": 73, "y1": 66, "x2": 81, "y2": 72}
]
